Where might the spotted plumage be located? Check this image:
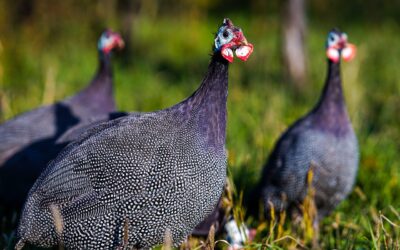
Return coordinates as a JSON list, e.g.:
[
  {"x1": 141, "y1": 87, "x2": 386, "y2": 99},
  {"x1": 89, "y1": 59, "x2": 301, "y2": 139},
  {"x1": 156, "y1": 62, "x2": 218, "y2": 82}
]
[
  {"x1": 17, "y1": 19, "x2": 253, "y2": 249},
  {"x1": 256, "y1": 29, "x2": 359, "y2": 220}
]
